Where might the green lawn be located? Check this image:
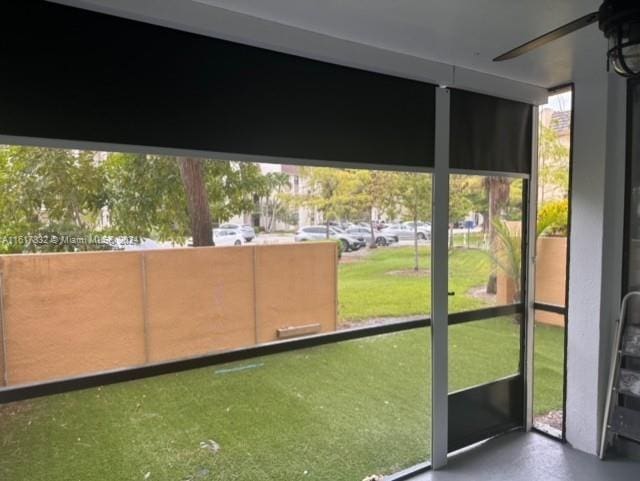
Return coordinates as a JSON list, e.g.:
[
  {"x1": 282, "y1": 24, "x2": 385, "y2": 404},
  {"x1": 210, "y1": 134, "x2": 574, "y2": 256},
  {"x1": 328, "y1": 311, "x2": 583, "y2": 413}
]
[
  {"x1": 338, "y1": 246, "x2": 492, "y2": 321},
  {"x1": 533, "y1": 322, "x2": 566, "y2": 415},
  {"x1": 0, "y1": 247, "x2": 565, "y2": 481}
]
